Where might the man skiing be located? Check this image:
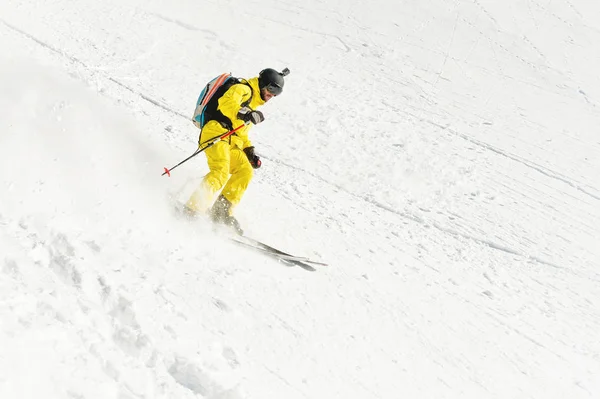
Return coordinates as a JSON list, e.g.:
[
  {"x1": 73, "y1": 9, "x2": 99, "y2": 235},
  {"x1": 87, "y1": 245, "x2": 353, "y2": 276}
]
[{"x1": 184, "y1": 68, "x2": 289, "y2": 235}]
